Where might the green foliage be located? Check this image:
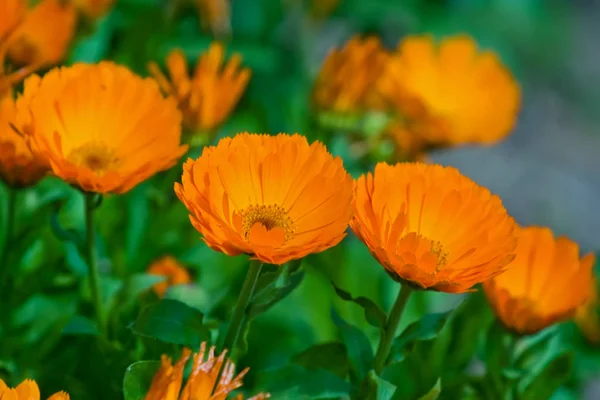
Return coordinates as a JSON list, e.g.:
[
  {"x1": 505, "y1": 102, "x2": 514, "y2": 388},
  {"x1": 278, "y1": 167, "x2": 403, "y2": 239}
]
[{"x1": 123, "y1": 361, "x2": 161, "y2": 400}]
